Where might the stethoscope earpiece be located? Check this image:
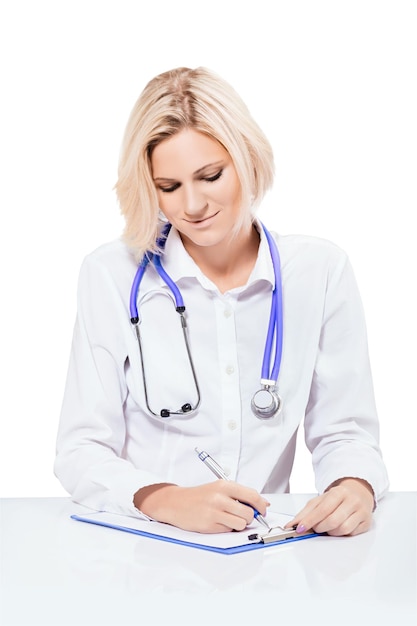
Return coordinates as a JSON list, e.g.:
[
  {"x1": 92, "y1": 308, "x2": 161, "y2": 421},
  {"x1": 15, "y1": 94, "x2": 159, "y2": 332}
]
[{"x1": 160, "y1": 403, "x2": 194, "y2": 418}]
